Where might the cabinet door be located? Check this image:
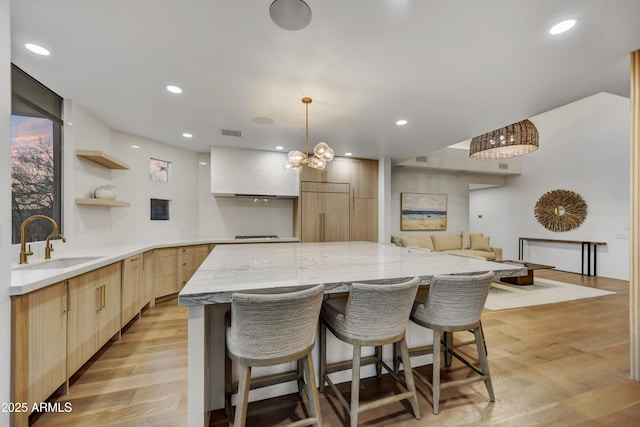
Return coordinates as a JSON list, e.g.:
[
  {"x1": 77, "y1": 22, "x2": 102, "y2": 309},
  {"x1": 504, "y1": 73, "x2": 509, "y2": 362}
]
[
  {"x1": 351, "y1": 198, "x2": 378, "y2": 242},
  {"x1": 98, "y1": 263, "x2": 122, "y2": 346},
  {"x1": 12, "y1": 282, "x2": 68, "y2": 426},
  {"x1": 350, "y1": 159, "x2": 378, "y2": 199},
  {"x1": 67, "y1": 274, "x2": 101, "y2": 375},
  {"x1": 121, "y1": 255, "x2": 143, "y2": 327},
  {"x1": 154, "y1": 248, "x2": 178, "y2": 298},
  {"x1": 323, "y1": 192, "x2": 351, "y2": 242},
  {"x1": 300, "y1": 166, "x2": 325, "y2": 183},
  {"x1": 301, "y1": 191, "x2": 323, "y2": 242},
  {"x1": 142, "y1": 250, "x2": 154, "y2": 308},
  {"x1": 326, "y1": 158, "x2": 351, "y2": 183}
]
